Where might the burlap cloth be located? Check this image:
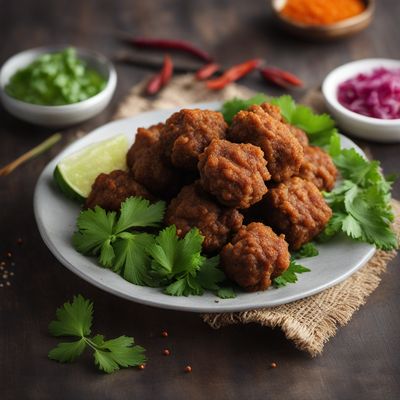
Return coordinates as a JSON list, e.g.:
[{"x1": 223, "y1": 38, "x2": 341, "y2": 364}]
[{"x1": 113, "y1": 75, "x2": 399, "y2": 356}]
